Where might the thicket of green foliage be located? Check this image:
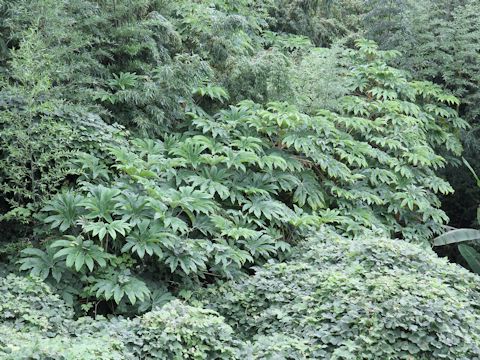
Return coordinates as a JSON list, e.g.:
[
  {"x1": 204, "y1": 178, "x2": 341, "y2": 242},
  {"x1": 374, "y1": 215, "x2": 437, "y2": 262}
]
[
  {"x1": 202, "y1": 229, "x2": 480, "y2": 358},
  {"x1": 0, "y1": 273, "x2": 239, "y2": 359},
  {"x1": 0, "y1": 274, "x2": 128, "y2": 359},
  {"x1": 1, "y1": 0, "x2": 480, "y2": 358},
  {"x1": 12, "y1": 40, "x2": 466, "y2": 312},
  {"x1": 361, "y1": 0, "x2": 480, "y2": 227},
  {"x1": 4, "y1": 231, "x2": 480, "y2": 359}
]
